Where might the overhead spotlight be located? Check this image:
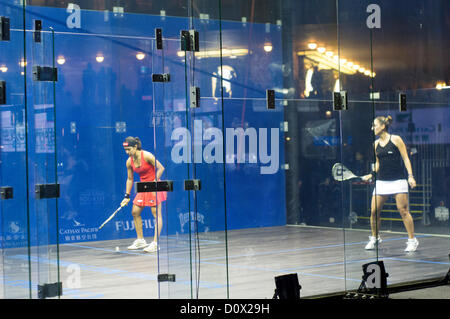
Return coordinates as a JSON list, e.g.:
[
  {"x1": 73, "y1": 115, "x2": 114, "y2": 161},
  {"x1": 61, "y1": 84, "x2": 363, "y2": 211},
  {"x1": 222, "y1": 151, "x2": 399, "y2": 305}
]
[
  {"x1": 352, "y1": 64, "x2": 360, "y2": 70},
  {"x1": 317, "y1": 47, "x2": 326, "y2": 54},
  {"x1": 96, "y1": 54, "x2": 104, "y2": 63},
  {"x1": 436, "y1": 82, "x2": 448, "y2": 90},
  {"x1": 358, "y1": 67, "x2": 365, "y2": 73},
  {"x1": 57, "y1": 56, "x2": 66, "y2": 65},
  {"x1": 307, "y1": 42, "x2": 317, "y2": 50},
  {"x1": 364, "y1": 70, "x2": 371, "y2": 76},
  {"x1": 136, "y1": 52, "x2": 145, "y2": 60},
  {"x1": 19, "y1": 59, "x2": 27, "y2": 67},
  {"x1": 325, "y1": 51, "x2": 334, "y2": 57},
  {"x1": 263, "y1": 43, "x2": 273, "y2": 52},
  {"x1": 0, "y1": 65, "x2": 7, "y2": 72}
]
